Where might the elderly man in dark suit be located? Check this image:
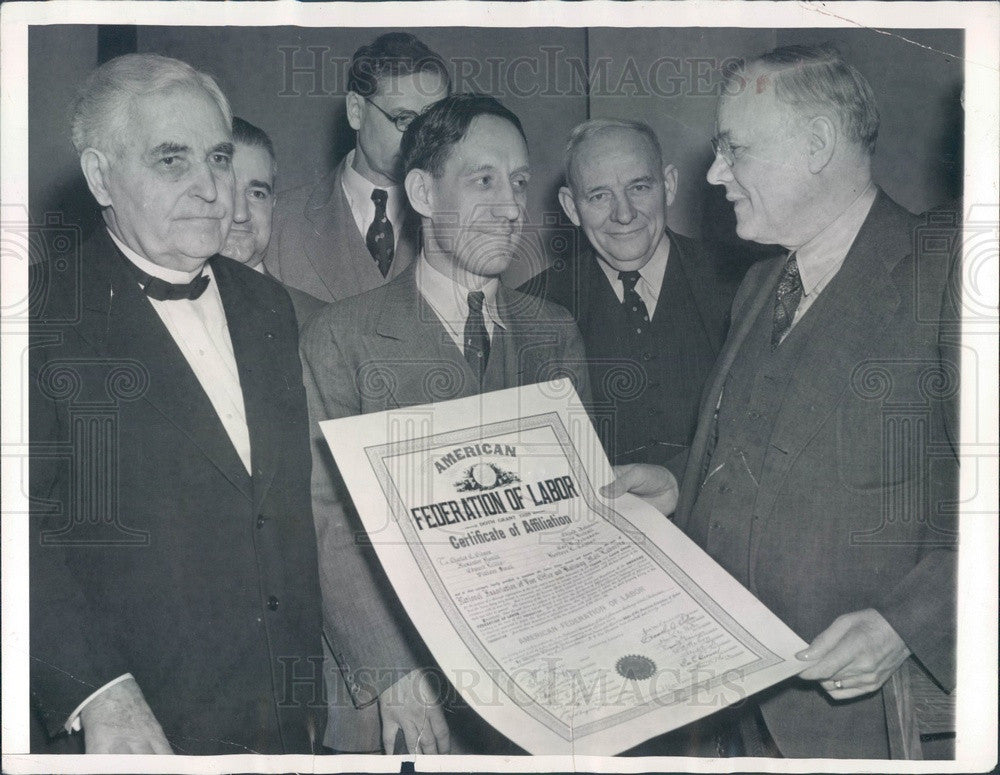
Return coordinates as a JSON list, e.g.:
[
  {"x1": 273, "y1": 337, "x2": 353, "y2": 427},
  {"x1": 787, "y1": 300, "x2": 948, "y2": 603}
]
[
  {"x1": 29, "y1": 54, "x2": 323, "y2": 754},
  {"x1": 521, "y1": 119, "x2": 739, "y2": 477},
  {"x1": 607, "y1": 44, "x2": 958, "y2": 759},
  {"x1": 264, "y1": 33, "x2": 450, "y2": 302},
  {"x1": 301, "y1": 93, "x2": 591, "y2": 756}
]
